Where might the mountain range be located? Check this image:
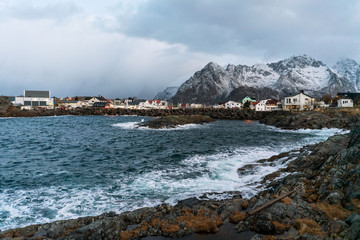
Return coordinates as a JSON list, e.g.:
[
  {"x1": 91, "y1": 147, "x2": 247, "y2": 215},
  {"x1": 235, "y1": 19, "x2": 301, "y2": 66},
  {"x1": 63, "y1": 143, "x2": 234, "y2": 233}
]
[{"x1": 155, "y1": 55, "x2": 360, "y2": 104}]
